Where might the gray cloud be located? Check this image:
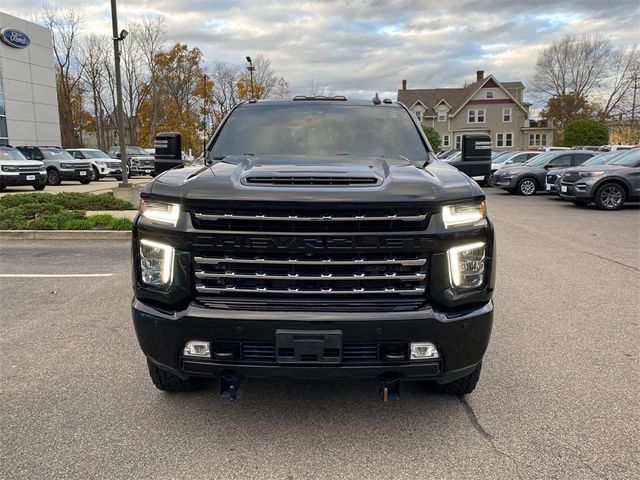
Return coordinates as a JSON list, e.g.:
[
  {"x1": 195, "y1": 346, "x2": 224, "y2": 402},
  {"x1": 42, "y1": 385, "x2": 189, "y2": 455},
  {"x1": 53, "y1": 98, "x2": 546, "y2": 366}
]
[{"x1": 1, "y1": 0, "x2": 637, "y2": 100}]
